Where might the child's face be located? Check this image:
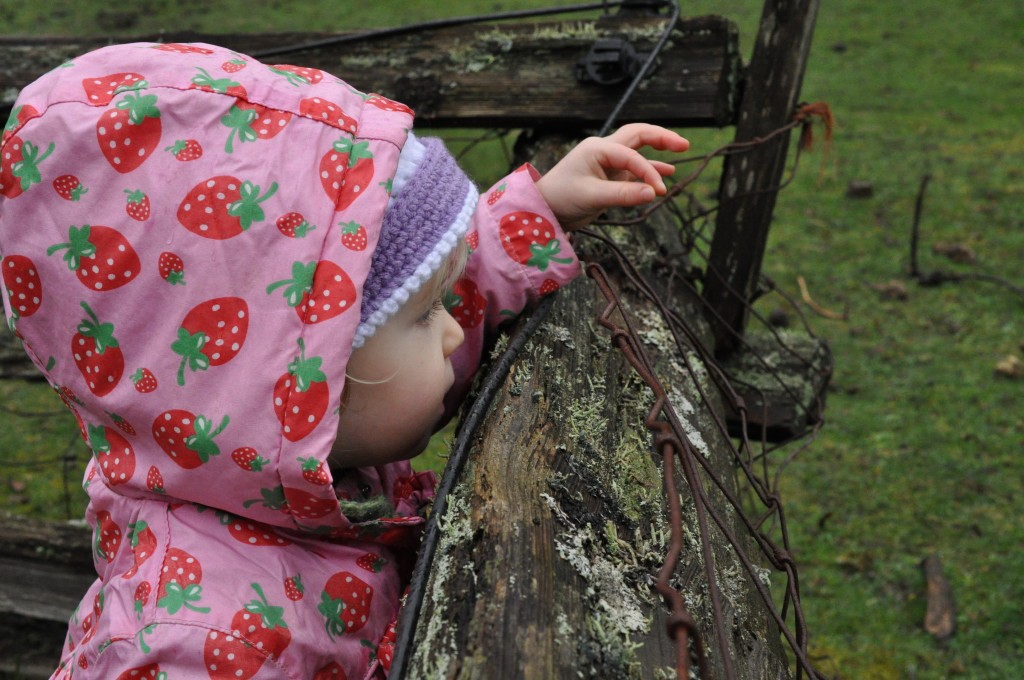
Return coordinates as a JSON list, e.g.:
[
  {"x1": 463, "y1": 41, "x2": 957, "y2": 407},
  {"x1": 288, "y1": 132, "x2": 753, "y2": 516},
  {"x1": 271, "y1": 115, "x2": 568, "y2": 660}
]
[{"x1": 331, "y1": 283, "x2": 465, "y2": 469}]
